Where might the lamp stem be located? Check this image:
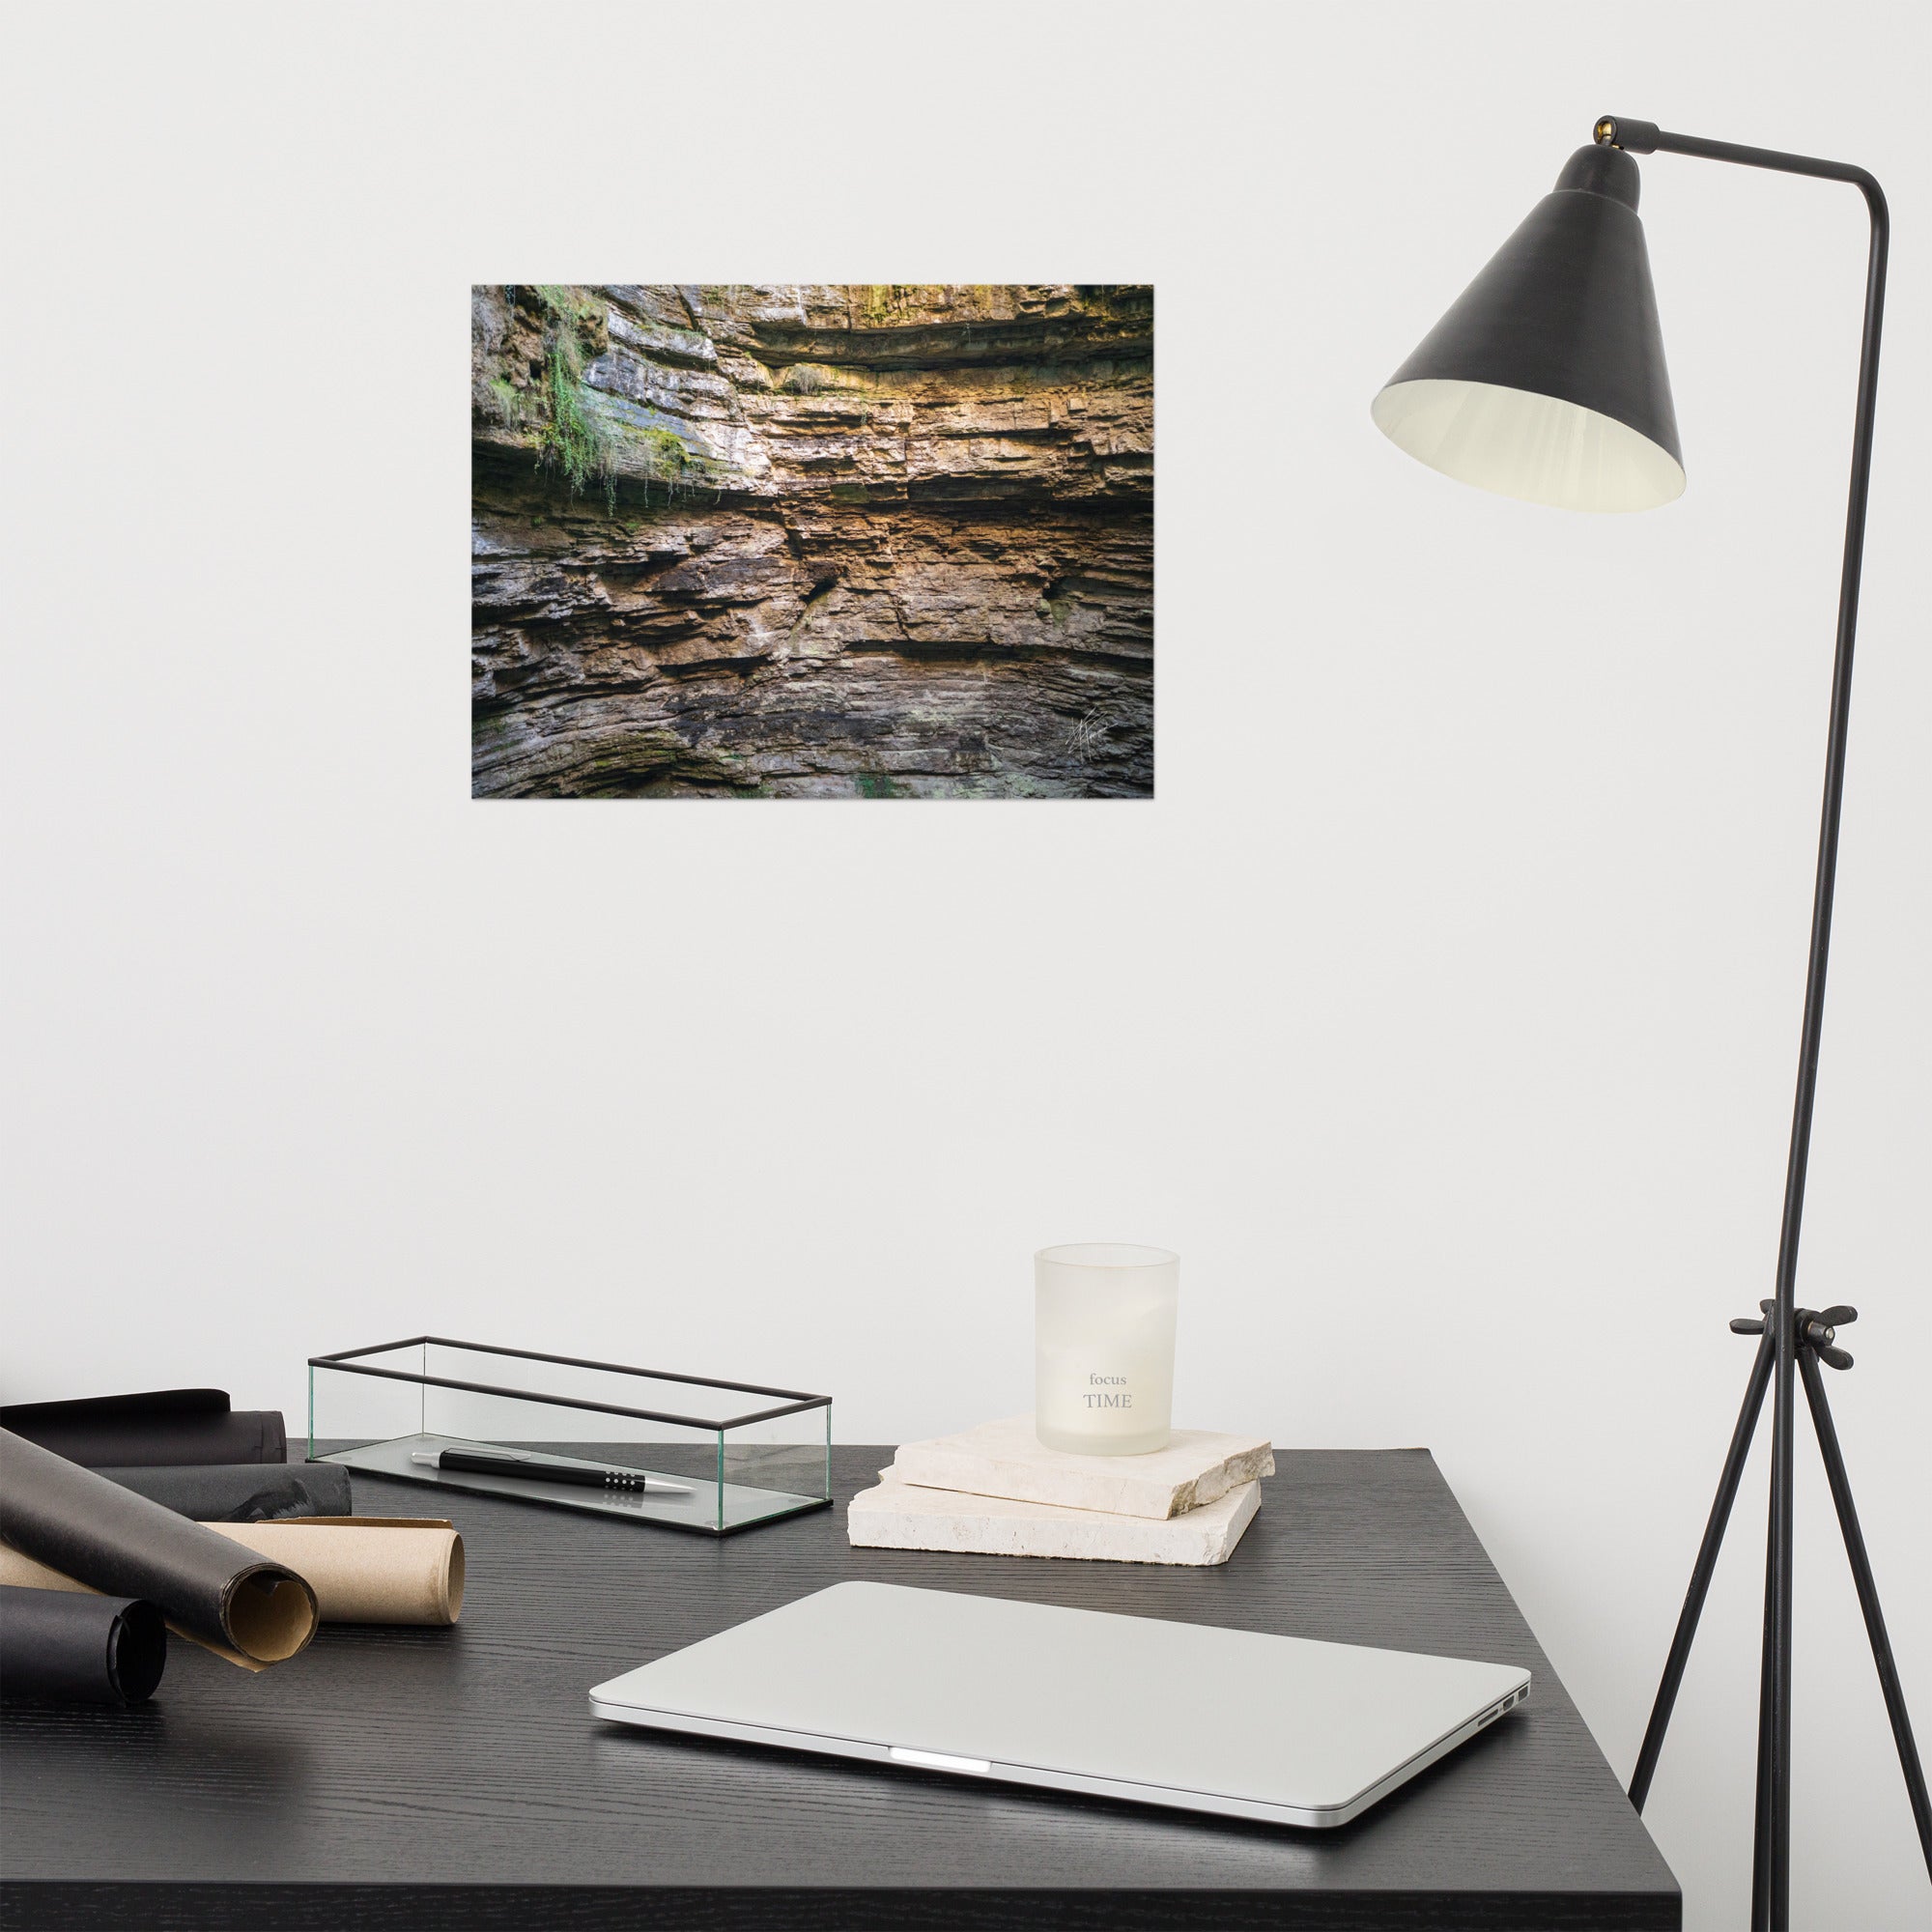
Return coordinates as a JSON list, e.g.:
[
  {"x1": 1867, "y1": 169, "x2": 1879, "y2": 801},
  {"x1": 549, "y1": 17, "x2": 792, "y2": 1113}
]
[
  {"x1": 1760, "y1": 148, "x2": 1887, "y2": 1932},
  {"x1": 1608, "y1": 122, "x2": 1890, "y2": 1932}
]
